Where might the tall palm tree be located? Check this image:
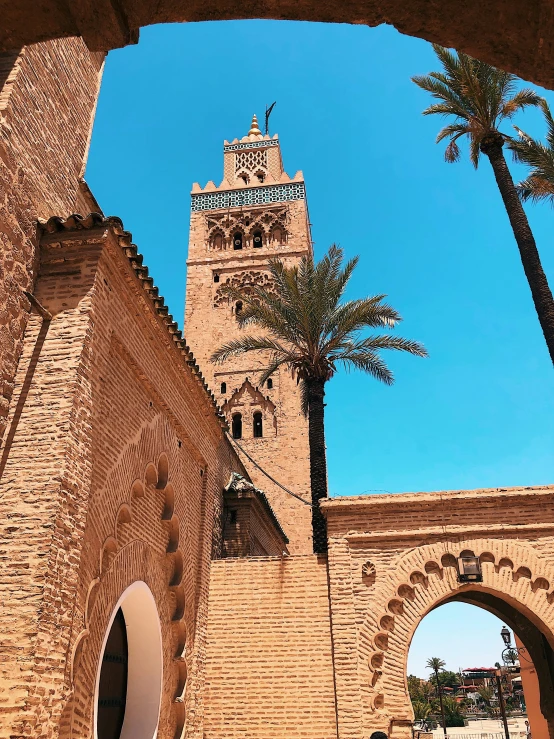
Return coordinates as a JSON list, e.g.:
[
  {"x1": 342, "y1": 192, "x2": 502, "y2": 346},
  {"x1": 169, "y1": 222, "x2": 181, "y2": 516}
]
[
  {"x1": 413, "y1": 45, "x2": 554, "y2": 365},
  {"x1": 210, "y1": 245, "x2": 427, "y2": 553},
  {"x1": 509, "y1": 98, "x2": 554, "y2": 205},
  {"x1": 427, "y1": 657, "x2": 447, "y2": 736}
]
